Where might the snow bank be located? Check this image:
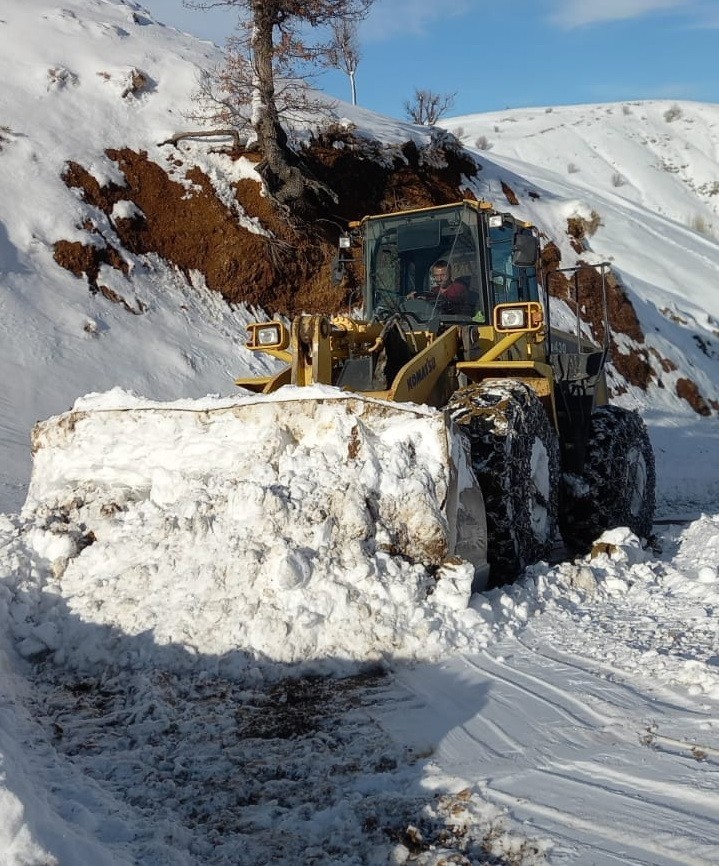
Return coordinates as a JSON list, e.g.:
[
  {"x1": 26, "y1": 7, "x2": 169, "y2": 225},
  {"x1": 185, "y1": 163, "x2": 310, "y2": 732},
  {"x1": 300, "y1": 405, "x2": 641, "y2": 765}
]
[{"x1": 7, "y1": 388, "x2": 495, "y2": 677}]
